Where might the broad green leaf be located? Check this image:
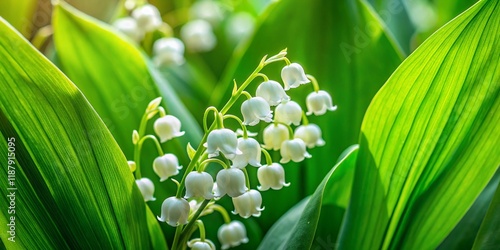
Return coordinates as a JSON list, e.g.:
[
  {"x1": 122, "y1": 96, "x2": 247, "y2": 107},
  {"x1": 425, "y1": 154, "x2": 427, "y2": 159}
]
[
  {"x1": 473, "y1": 175, "x2": 500, "y2": 249},
  {"x1": 0, "y1": 17, "x2": 156, "y2": 248},
  {"x1": 339, "y1": 0, "x2": 500, "y2": 249},
  {"x1": 258, "y1": 145, "x2": 358, "y2": 249},
  {"x1": 211, "y1": 0, "x2": 403, "y2": 230},
  {"x1": 0, "y1": 0, "x2": 37, "y2": 37}
]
